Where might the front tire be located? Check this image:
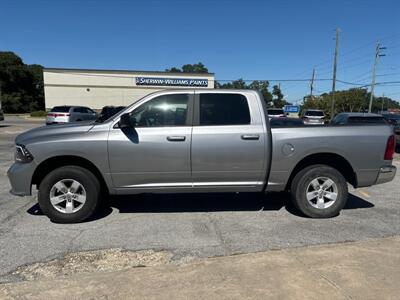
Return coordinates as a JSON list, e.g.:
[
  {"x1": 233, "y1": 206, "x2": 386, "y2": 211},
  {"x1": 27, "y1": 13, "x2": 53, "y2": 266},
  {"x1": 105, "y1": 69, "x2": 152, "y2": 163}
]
[
  {"x1": 290, "y1": 164, "x2": 348, "y2": 218},
  {"x1": 38, "y1": 166, "x2": 100, "y2": 223}
]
